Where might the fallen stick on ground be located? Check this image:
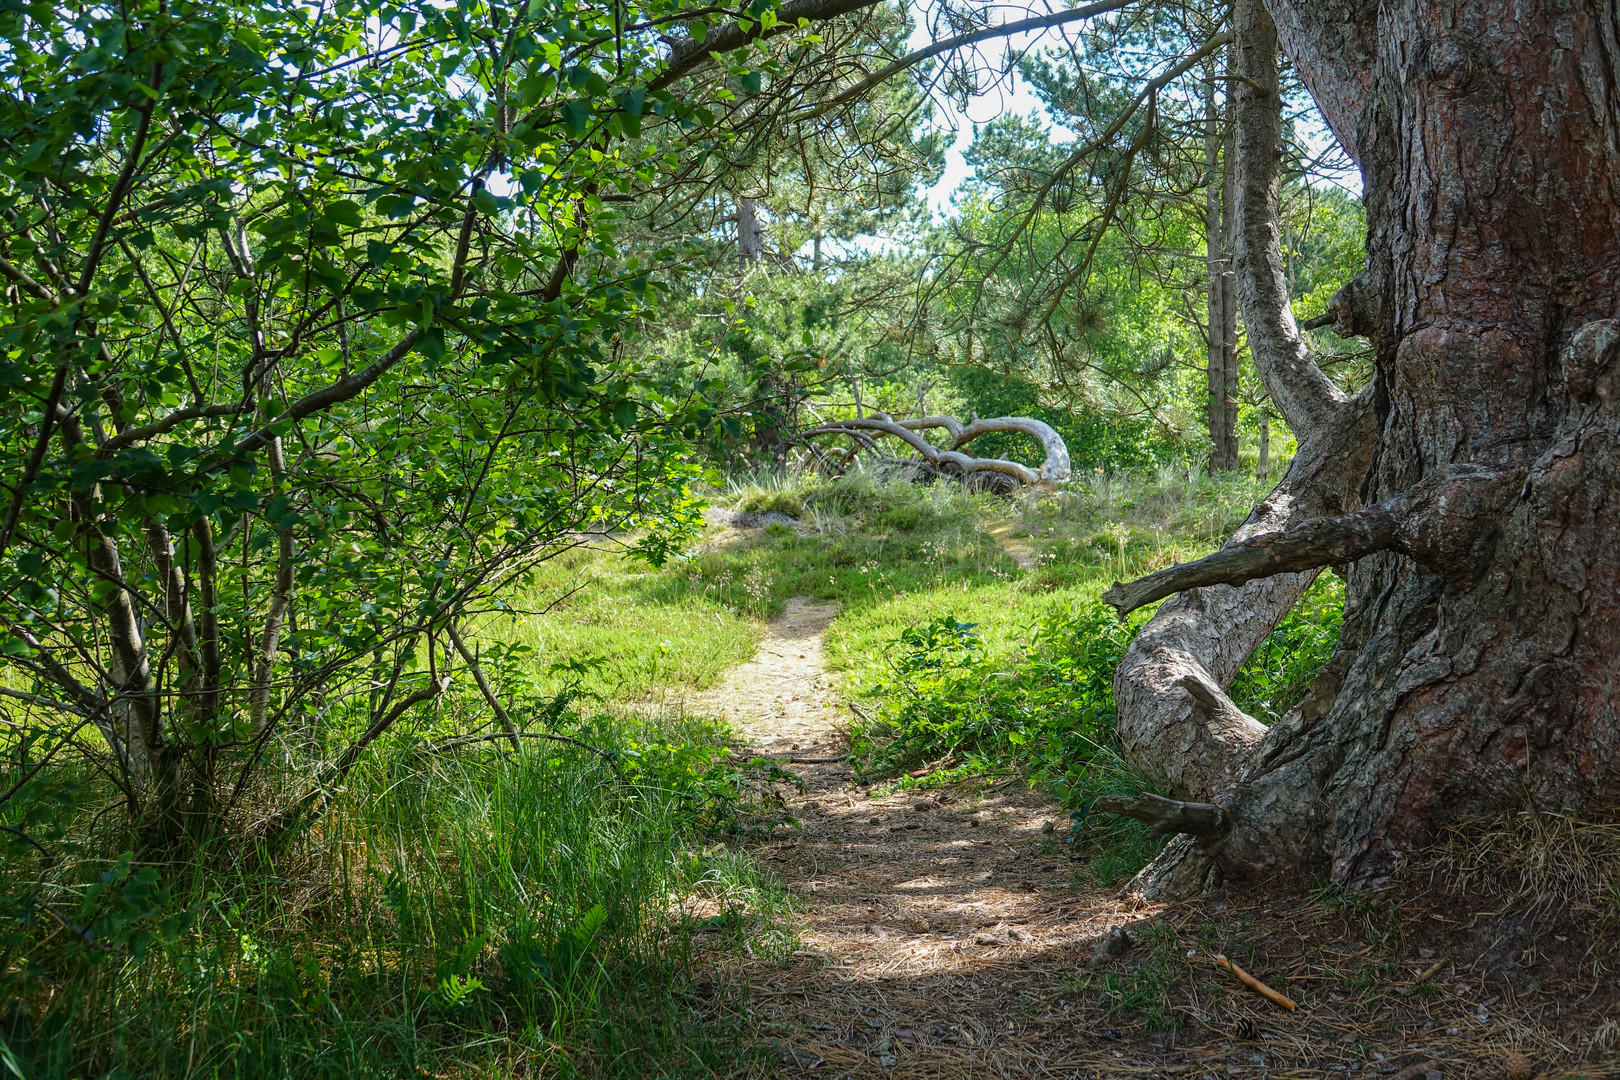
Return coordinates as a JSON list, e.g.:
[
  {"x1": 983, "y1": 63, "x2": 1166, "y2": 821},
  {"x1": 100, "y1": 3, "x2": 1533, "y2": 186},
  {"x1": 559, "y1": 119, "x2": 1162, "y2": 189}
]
[
  {"x1": 1211, "y1": 953, "x2": 1298, "y2": 1011},
  {"x1": 1397, "y1": 956, "x2": 1451, "y2": 995}
]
